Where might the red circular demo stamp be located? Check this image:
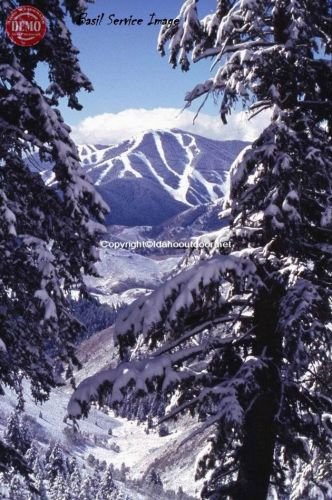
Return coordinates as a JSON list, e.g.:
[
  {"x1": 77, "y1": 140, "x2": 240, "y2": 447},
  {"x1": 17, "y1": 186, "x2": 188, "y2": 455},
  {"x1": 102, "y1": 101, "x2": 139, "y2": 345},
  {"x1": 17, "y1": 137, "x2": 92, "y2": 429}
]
[{"x1": 5, "y1": 6, "x2": 46, "y2": 47}]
